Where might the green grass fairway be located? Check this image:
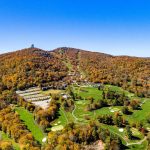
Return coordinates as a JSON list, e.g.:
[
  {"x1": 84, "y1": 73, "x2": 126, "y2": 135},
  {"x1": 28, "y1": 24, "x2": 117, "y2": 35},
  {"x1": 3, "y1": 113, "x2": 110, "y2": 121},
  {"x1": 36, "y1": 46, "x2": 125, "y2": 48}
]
[
  {"x1": 15, "y1": 107, "x2": 45, "y2": 144},
  {"x1": 125, "y1": 99, "x2": 150, "y2": 127},
  {"x1": 73, "y1": 86, "x2": 102, "y2": 100},
  {"x1": 101, "y1": 124, "x2": 148, "y2": 150},
  {"x1": 105, "y1": 85, "x2": 135, "y2": 98},
  {"x1": 105, "y1": 85, "x2": 150, "y2": 128},
  {"x1": 127, "y1": 140, "x2": 148, "y2": 150},
  {"x1": 131, "y1": 128, "x2": 141, "y2": 137},
  {"x1": 50, "y1": 108, "x2": 70, "y2": 128},
  {"x1": 47, "y1": 84, "x2": 149, "y2": 150},
  {"x1": 72, "y1": 85, "x2": 149, "y2": 149}
]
